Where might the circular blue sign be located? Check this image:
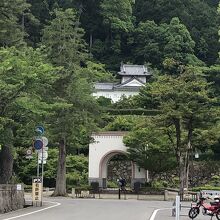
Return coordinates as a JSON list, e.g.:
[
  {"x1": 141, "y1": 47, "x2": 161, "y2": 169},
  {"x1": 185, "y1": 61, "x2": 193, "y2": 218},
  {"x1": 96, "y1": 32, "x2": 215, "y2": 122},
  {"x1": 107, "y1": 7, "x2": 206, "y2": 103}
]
[
  {"x1": 35, "y1": 126, "x2": 45, "y2": 135},
  {"x1": 34, "y1": 139, "x2": 43, "y2": 150}
]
